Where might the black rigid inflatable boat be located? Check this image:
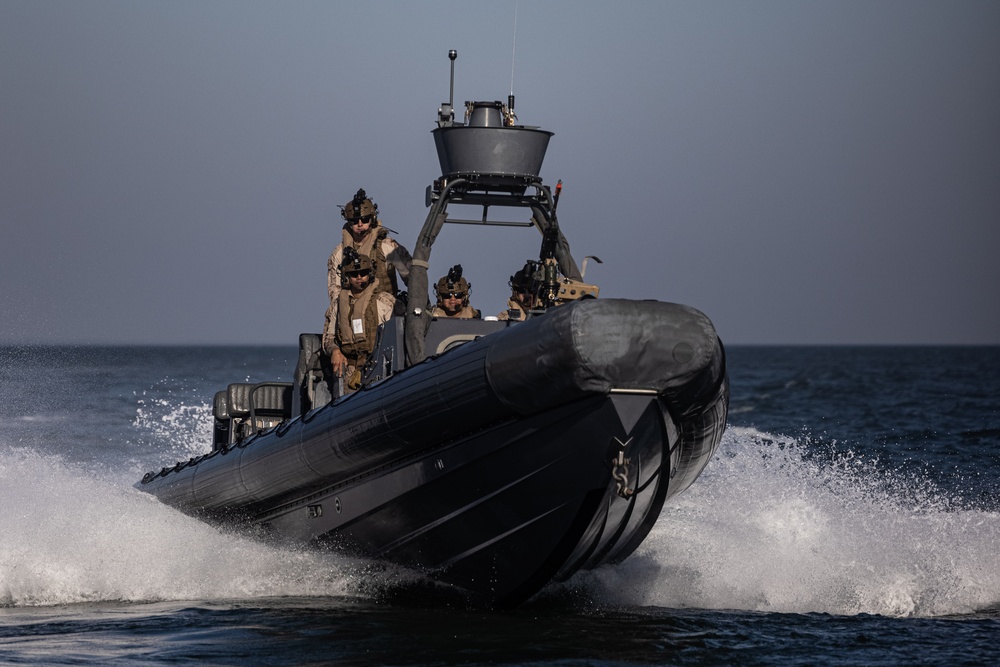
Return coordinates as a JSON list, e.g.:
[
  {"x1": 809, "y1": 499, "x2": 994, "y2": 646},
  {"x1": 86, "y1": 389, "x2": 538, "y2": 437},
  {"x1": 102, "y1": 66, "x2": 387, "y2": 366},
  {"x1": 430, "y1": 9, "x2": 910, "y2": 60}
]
[{"x1": 137, "y1": 51, "x2": 729, "y2": 606}]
